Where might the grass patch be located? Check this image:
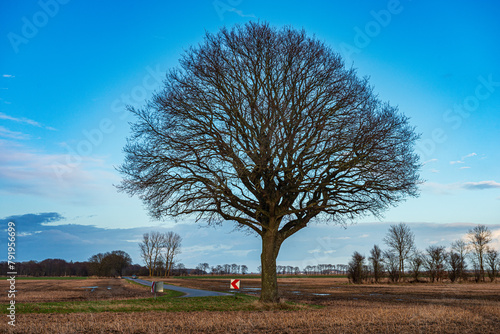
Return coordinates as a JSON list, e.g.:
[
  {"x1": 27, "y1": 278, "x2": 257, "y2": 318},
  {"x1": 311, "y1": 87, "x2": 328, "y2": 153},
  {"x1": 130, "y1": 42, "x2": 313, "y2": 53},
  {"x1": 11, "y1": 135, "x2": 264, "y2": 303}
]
[
  {"x1": 1, "y1": 292, "x2": 316, "y2": 314},
  {"x1": 125, "y1": 279, "x2": 152, "y2": 290},
  {"x1": 1, "y1": 292, "x2": 305, "y2": 314}
]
